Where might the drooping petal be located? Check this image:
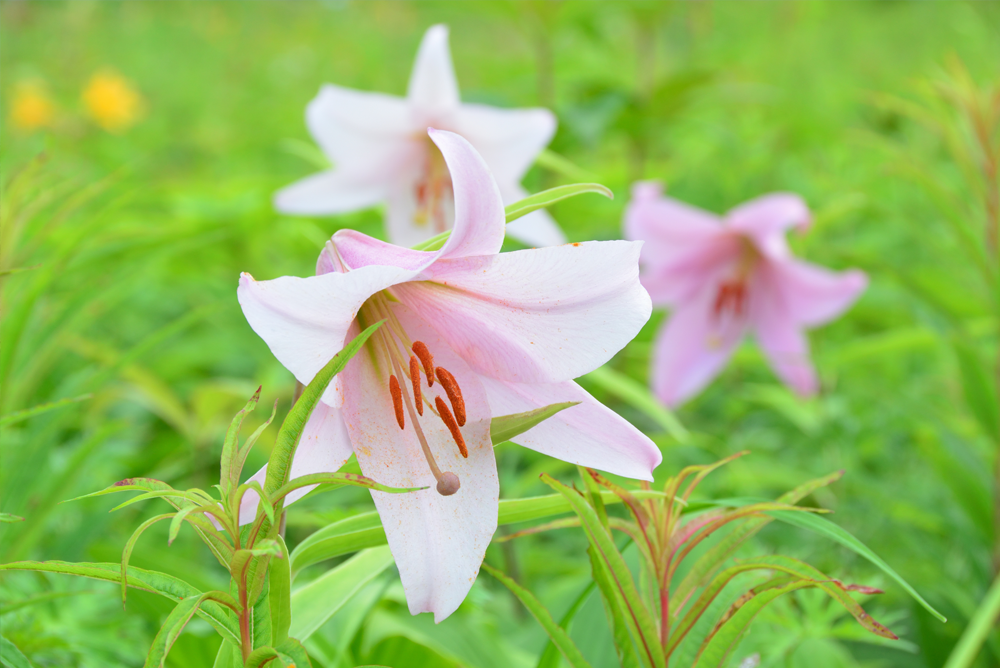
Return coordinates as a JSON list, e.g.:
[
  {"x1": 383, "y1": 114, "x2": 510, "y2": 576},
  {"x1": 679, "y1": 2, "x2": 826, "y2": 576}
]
[
  {"x1": 340, "y1": 307, "x2": 498, "y2": 622},
  {"x1": 769, "y1": 258, "x2": 867, "y2": 327},
  {"x1": 725, "y1": 193, "x2": 810, "y2": 260},
  {"x1": 237, "y1": 402, "x2": 354, "y2": 524},
  {"x1": 237, "y1": 266, "x2": 413, "y2": 406},
  {"x1": 394, "y1": 240, "x2": 651, "y2": 384},
  {"x1": 452, "y1": 105, "x2": 556, "y2": 182},
  {"x1": 305, "y1": 84, "x2": 417, "y2": 175},
  {"x1": 651, "y1": 286, "x2": 747, "y2": 407},
  {"x1": 407, "y1": 25, "x2": 460, "y2": 119},
  {"x1": 427, "y1": 129, "x2": 506, "y2": 260},
  {"x1": 274, "y1": 169, "x2": 387, "y2": 215},
  {"x1": 500, "y1": 183, "x2": 566, "y2": 247},
  {"x1": 476, "y1": 375, "x2": 661, "y2": 480},
  {"x1": 750, "y1": 270, "x2": 818, "y2": 396}
]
